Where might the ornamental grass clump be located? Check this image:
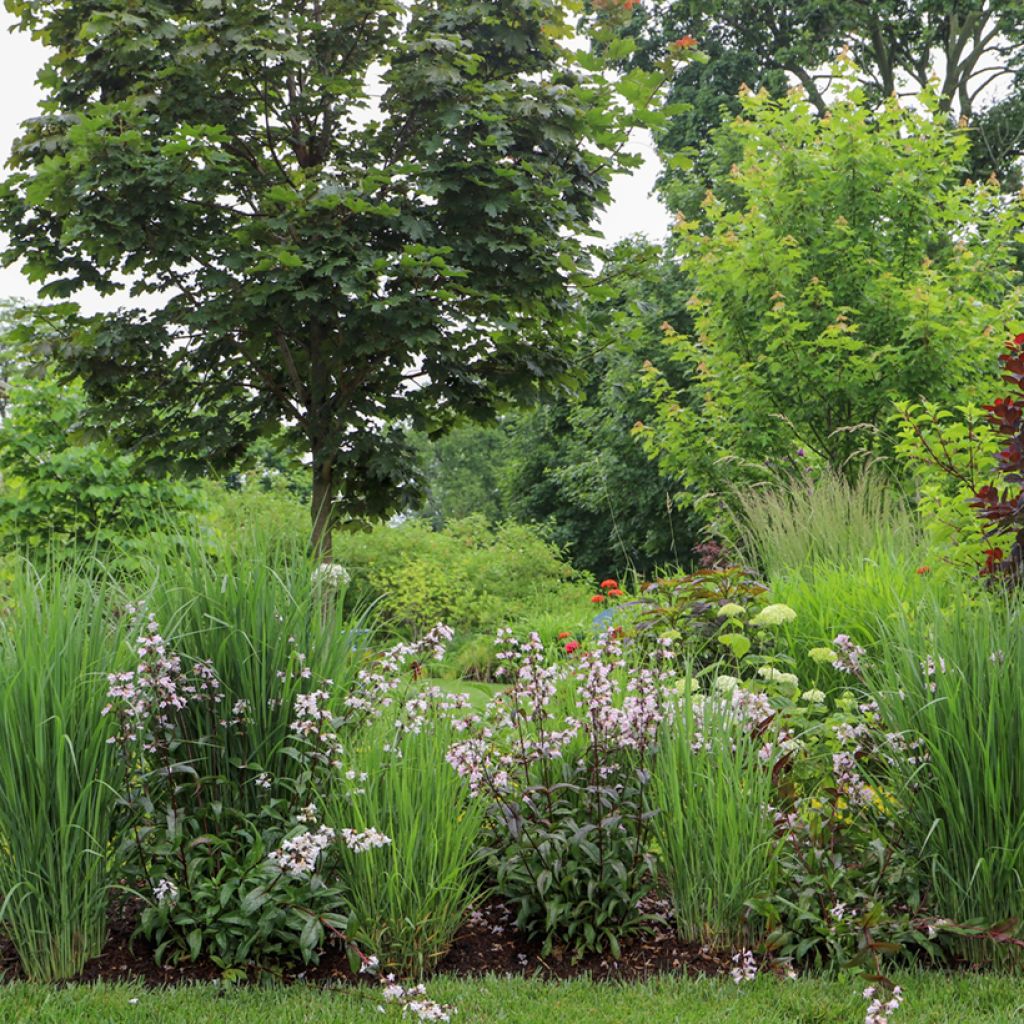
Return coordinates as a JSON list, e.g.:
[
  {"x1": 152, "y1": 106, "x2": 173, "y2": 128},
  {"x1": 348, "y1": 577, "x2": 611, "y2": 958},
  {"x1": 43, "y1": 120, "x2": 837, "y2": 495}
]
[
  {"x1": 105, "y1": 616, "x2": 349, "y2": 968},
  {"x1": 103, "y1": 618, "x2": 436, "y2": 969},
  {"x1": 731, "y1": 465, "x2": 924, "y2": 580},
  {"x1": 871, "y1": 598, "x2": 1024, "y2": 962},
  {"x1": 330, "y1": 699, "x2": 486, "y2": 977},
  {"x1": 446, "y1": 628, "x2": 671, "y2": 958},
  {"x1": 138, "y1": 525, "x2": 371, "y2": 813},
  {"x1": 0, "y1": 561, "x2": 131, "y2": 981},
  {"x1": 669, "y1": 629, "x2": 936, "y2": 970},
  {"x1": 652, "y1": 688, "x2": 780, "y2": 949}
]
